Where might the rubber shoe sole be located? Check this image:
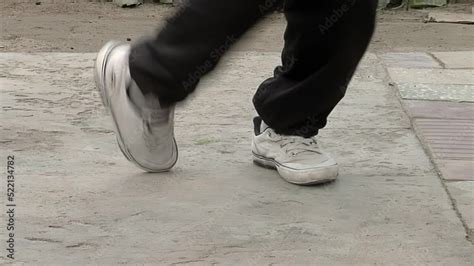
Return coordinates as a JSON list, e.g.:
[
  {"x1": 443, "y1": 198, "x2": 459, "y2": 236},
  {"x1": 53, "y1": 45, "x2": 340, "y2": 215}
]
[{"x1": 253, "y1": 152, "x2": 338, "y2": 185}]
